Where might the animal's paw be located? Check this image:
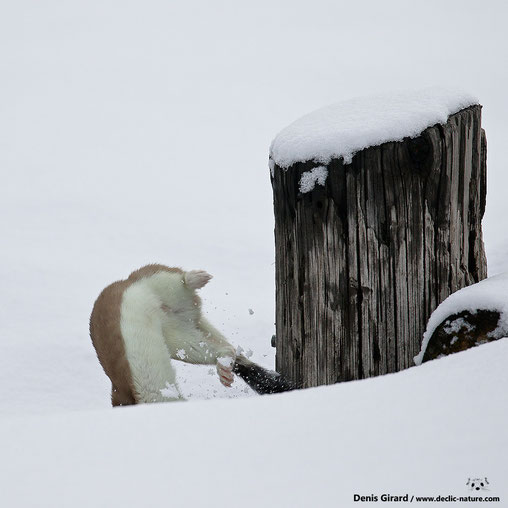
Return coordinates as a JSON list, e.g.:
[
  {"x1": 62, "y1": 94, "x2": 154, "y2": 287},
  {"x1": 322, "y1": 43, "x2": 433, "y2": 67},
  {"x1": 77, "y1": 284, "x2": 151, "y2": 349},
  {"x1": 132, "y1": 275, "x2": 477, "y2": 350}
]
[
  {"x1": 217, "y1": 356, "x2": 234, "y2": 387},
  {"x1": 184, "y1": 270, "x2": 212, "y2": 290}
]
